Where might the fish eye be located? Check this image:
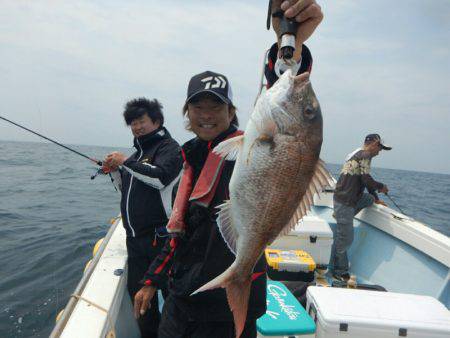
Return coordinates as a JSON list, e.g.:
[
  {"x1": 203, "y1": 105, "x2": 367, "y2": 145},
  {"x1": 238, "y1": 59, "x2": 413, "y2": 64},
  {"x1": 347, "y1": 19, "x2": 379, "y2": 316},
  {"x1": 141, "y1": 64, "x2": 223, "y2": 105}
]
[{"x1": 304, "y1": 106, "x2": 316, "y2": 120}]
